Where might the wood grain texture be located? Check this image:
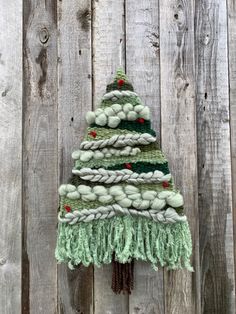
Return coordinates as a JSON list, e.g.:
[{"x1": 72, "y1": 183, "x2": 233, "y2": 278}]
[
  {"x1": 159, "y1": 0, "x2": 200, "y2": 313},
  {"x1": 92, "y1": 0, "x2": 126, "y2": 104},
  {"x1": 227, "y1": 0, "x2": 236, "y2": 286},
  {"x1": 23, "y1": 0, "x2": 58, "y2": 312},
  {"x1": 1, "y1": 0, "x2": 236, "y2": 312},
  {"x1": 125, "y1": 1, "x2": 164, "y2": 313},
  {"x1": 57, "y1": 0, "x2": 93, "y2": 313},
  {"x1": 0, "y1": 0, "x2": 22, "y2": 312},
  {"x1": 195, "y1": 0, "x2": 236, "y2": 313},
  {"x1": 94, "y1": 265, "x2": 128, "y2": 314},
  {"x1": 92, "y1": 1, "x2": 128, "y2": 313}
]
